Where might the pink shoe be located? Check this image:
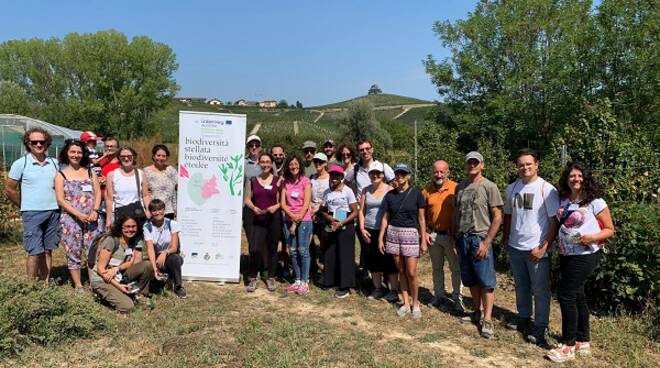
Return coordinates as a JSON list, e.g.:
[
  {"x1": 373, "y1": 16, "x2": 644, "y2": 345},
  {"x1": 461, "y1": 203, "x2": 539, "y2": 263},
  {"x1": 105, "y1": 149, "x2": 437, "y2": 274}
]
[
  {"x1": 546, "y1": 344, "x2": 575, "y2": 363},
  {"x1": 574, "y1": 341, "x2": 591, "y2": 355},
  {"x1": 296, "y1": 283, "x2": 309, "y2": 296},
  {"x1": 286, "y1": 282, "x2": 301, "y2": 293}
]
